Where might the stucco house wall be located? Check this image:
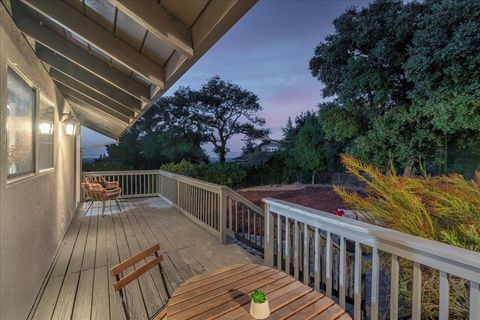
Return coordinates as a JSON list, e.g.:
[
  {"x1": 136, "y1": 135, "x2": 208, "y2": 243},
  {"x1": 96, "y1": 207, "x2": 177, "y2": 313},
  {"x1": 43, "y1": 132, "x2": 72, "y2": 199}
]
[{"x1": 0, "y1": 5, "x2": 80, "y2": 319}]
